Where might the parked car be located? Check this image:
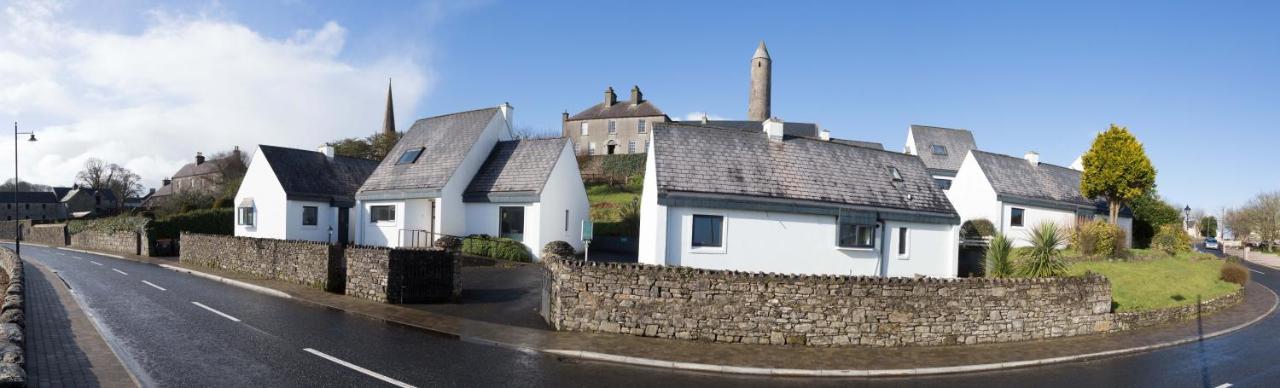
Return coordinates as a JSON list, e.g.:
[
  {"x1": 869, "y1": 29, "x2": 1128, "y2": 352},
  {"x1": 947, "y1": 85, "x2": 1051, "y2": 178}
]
[{"x1": 1204, "y1": 238, "x2": 1220, "y2": 250}]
